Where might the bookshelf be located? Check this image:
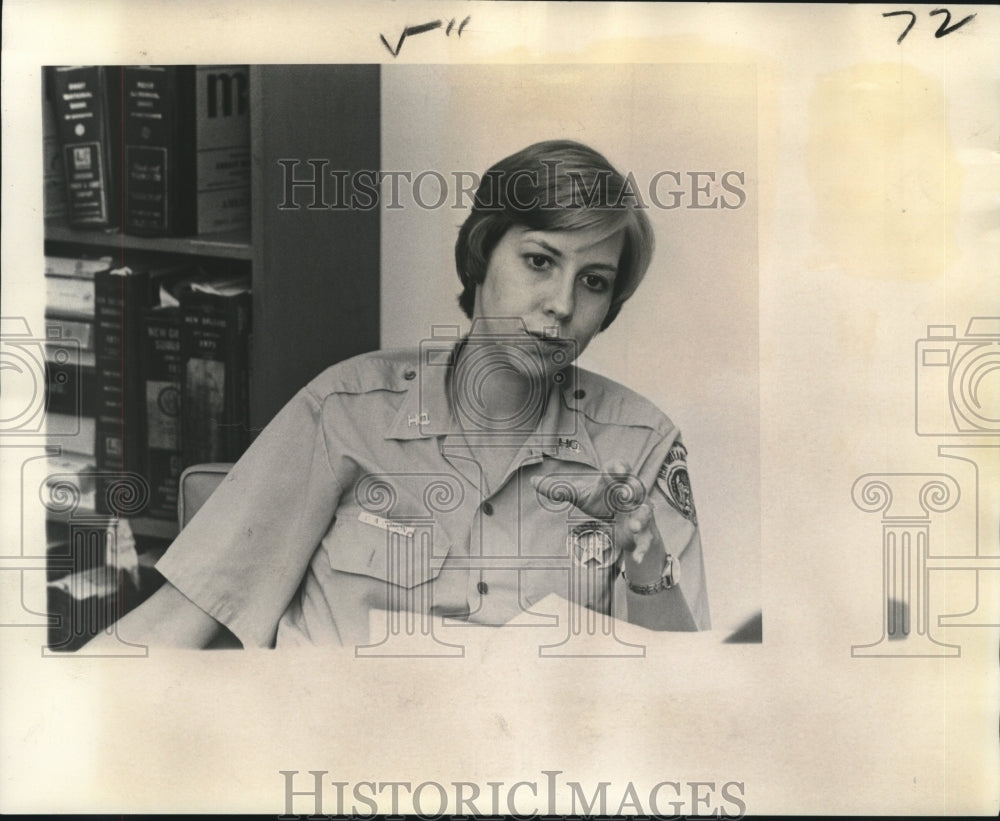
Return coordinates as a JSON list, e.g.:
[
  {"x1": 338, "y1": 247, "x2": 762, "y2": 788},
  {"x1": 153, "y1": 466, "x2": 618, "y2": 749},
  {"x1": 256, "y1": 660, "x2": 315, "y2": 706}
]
[
  {"x1": 45, "y1": 220, "x2": 253, "y2": 261},
  {"x1": 43, "y1": 66, "x2": 381, "y2": 645}
]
